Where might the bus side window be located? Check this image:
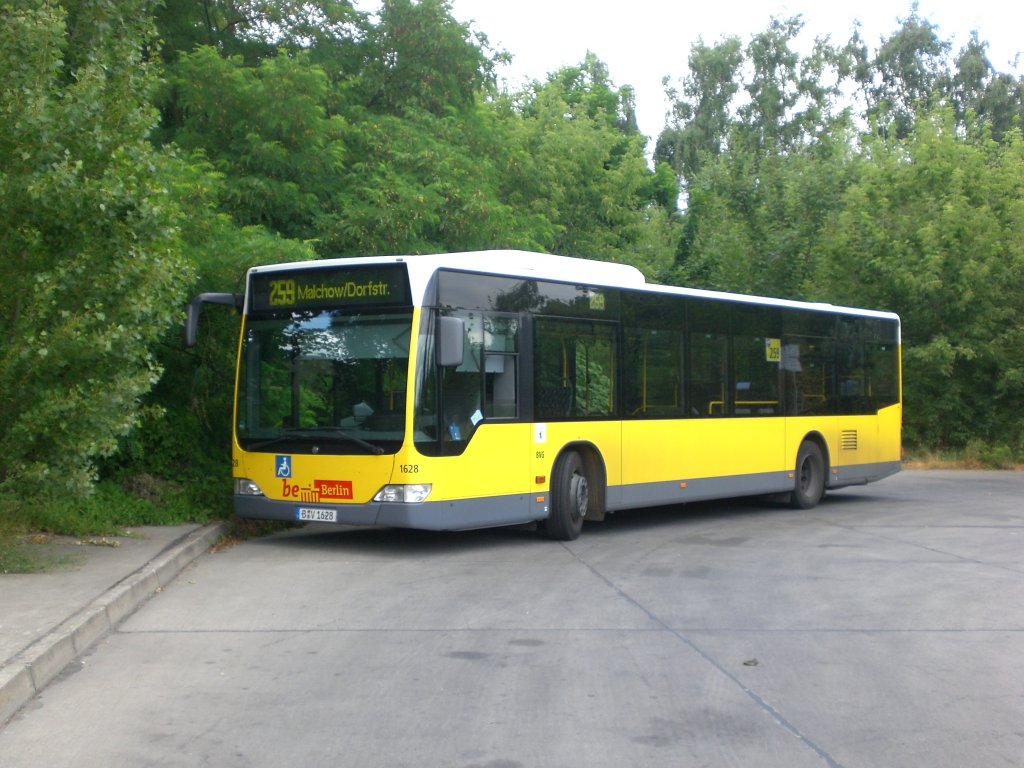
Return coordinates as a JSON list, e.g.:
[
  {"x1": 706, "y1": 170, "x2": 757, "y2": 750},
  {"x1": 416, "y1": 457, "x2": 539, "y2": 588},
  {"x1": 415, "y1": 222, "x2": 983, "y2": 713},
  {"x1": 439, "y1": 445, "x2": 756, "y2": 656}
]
[
  {"x1": 573, "y1": 329, "x2": 615, "y2": 417},
  {"x1": 689, "y1": 332, "x2": 729, "y2": 416},
  {"x1": 731, "y1": 305, "x2": 782, "y2": 416},
  {"x1": 624, "y1": 330, "x2": 684, "y2": 418},
  {"x1": 783, "y1": 336, "x2": 832, "y2": 415}
]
